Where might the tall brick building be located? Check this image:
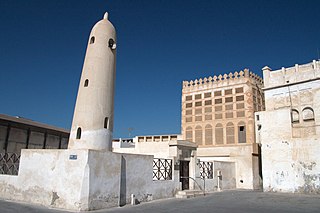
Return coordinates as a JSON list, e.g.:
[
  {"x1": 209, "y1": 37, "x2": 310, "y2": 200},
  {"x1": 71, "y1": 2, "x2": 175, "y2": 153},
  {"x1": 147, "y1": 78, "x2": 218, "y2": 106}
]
[{"x1": 181, "y1": 69, "x2": 264, "y2": 189}]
